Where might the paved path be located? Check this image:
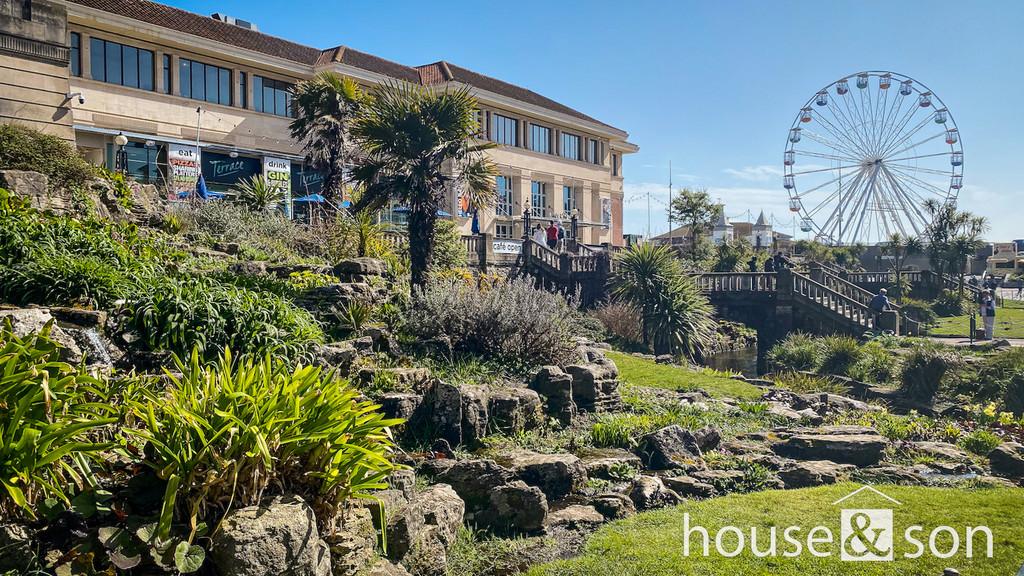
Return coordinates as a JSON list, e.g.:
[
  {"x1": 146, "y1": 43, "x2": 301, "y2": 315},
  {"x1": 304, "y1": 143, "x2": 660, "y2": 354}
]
[{"x1": 925, "y1": 336, "x2": 1024, "y2": 348}]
